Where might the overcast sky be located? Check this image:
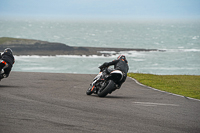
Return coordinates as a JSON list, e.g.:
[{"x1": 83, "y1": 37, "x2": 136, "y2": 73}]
[{"x1": 0, "y1": 0, "x2": 200, "y2": 20}]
